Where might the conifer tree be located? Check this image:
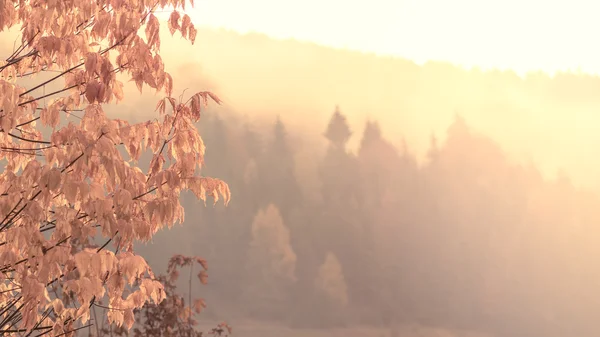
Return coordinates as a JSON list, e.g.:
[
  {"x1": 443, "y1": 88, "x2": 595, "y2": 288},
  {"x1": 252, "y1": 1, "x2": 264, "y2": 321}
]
[
  {"x1": 324, "y1": 105, "x2": 352, "y2": 149},
  {"x1": 258, "y1": 116, "x2": 300, "y2": 220}
]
